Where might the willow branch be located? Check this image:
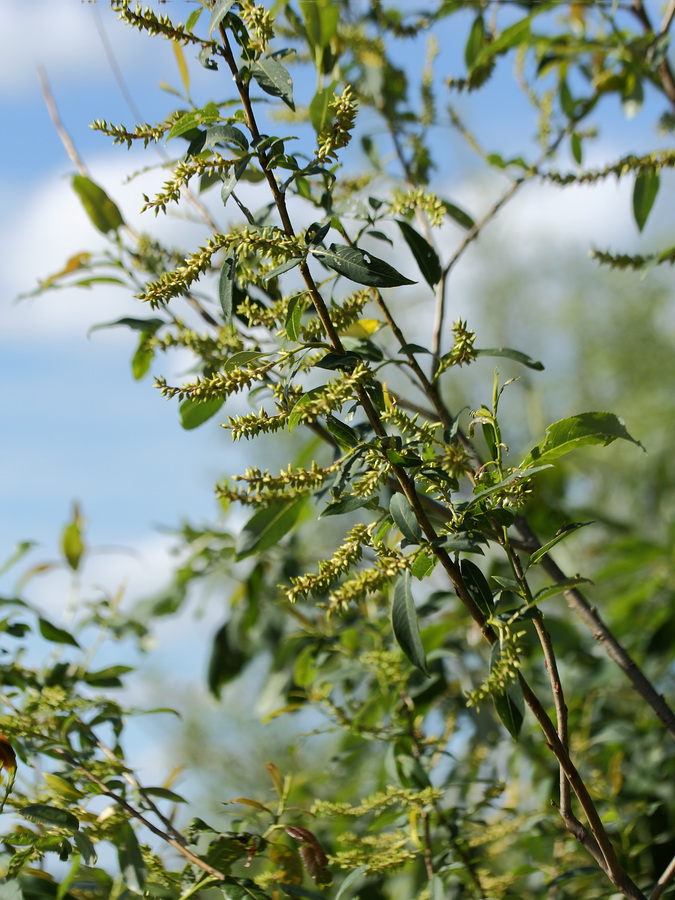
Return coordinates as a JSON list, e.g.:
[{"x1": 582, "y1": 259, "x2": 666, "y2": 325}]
[
  {"x1": 53, "y1": 748, "x2": 227, "y2": 881},
  {"x1": 651, "y1": 852, "x2": 675, "y2": 900}
]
